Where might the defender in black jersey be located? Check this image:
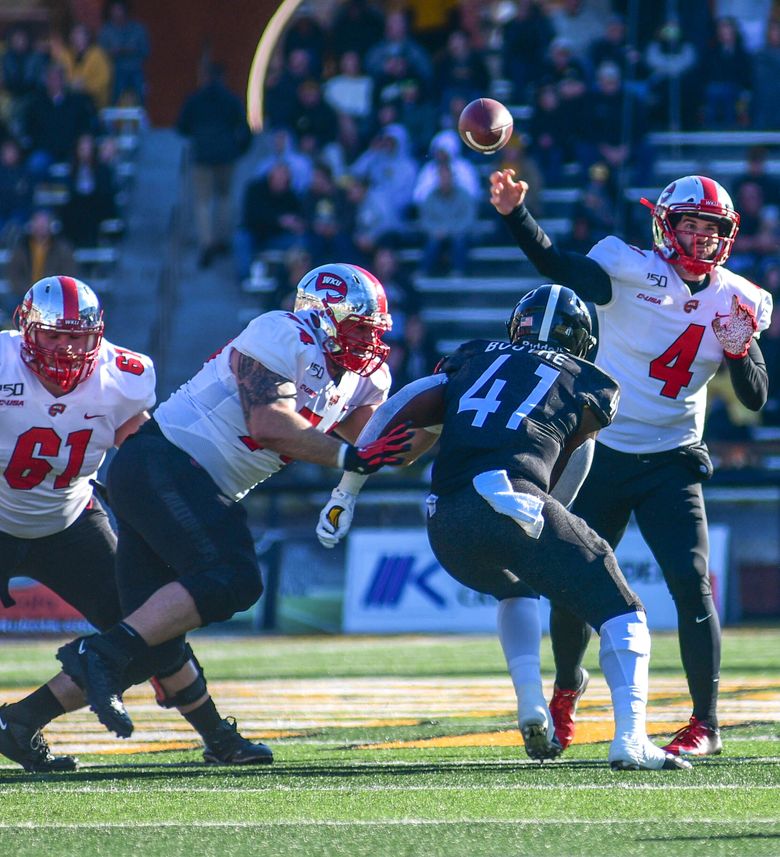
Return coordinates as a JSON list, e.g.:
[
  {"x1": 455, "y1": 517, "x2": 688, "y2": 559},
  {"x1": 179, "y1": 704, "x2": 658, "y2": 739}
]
[{"x1": 320, "y1": 285, "x2": 691, "y2": 770}]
